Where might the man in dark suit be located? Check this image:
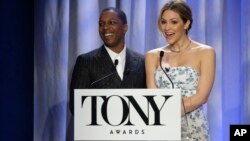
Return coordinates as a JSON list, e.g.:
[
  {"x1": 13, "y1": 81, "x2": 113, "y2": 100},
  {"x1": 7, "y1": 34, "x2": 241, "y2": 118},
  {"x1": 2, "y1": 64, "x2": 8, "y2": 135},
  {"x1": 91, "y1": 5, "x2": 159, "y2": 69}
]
[{"x1": 69, "y1": 7, "x2": 146, "y2": 114}]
